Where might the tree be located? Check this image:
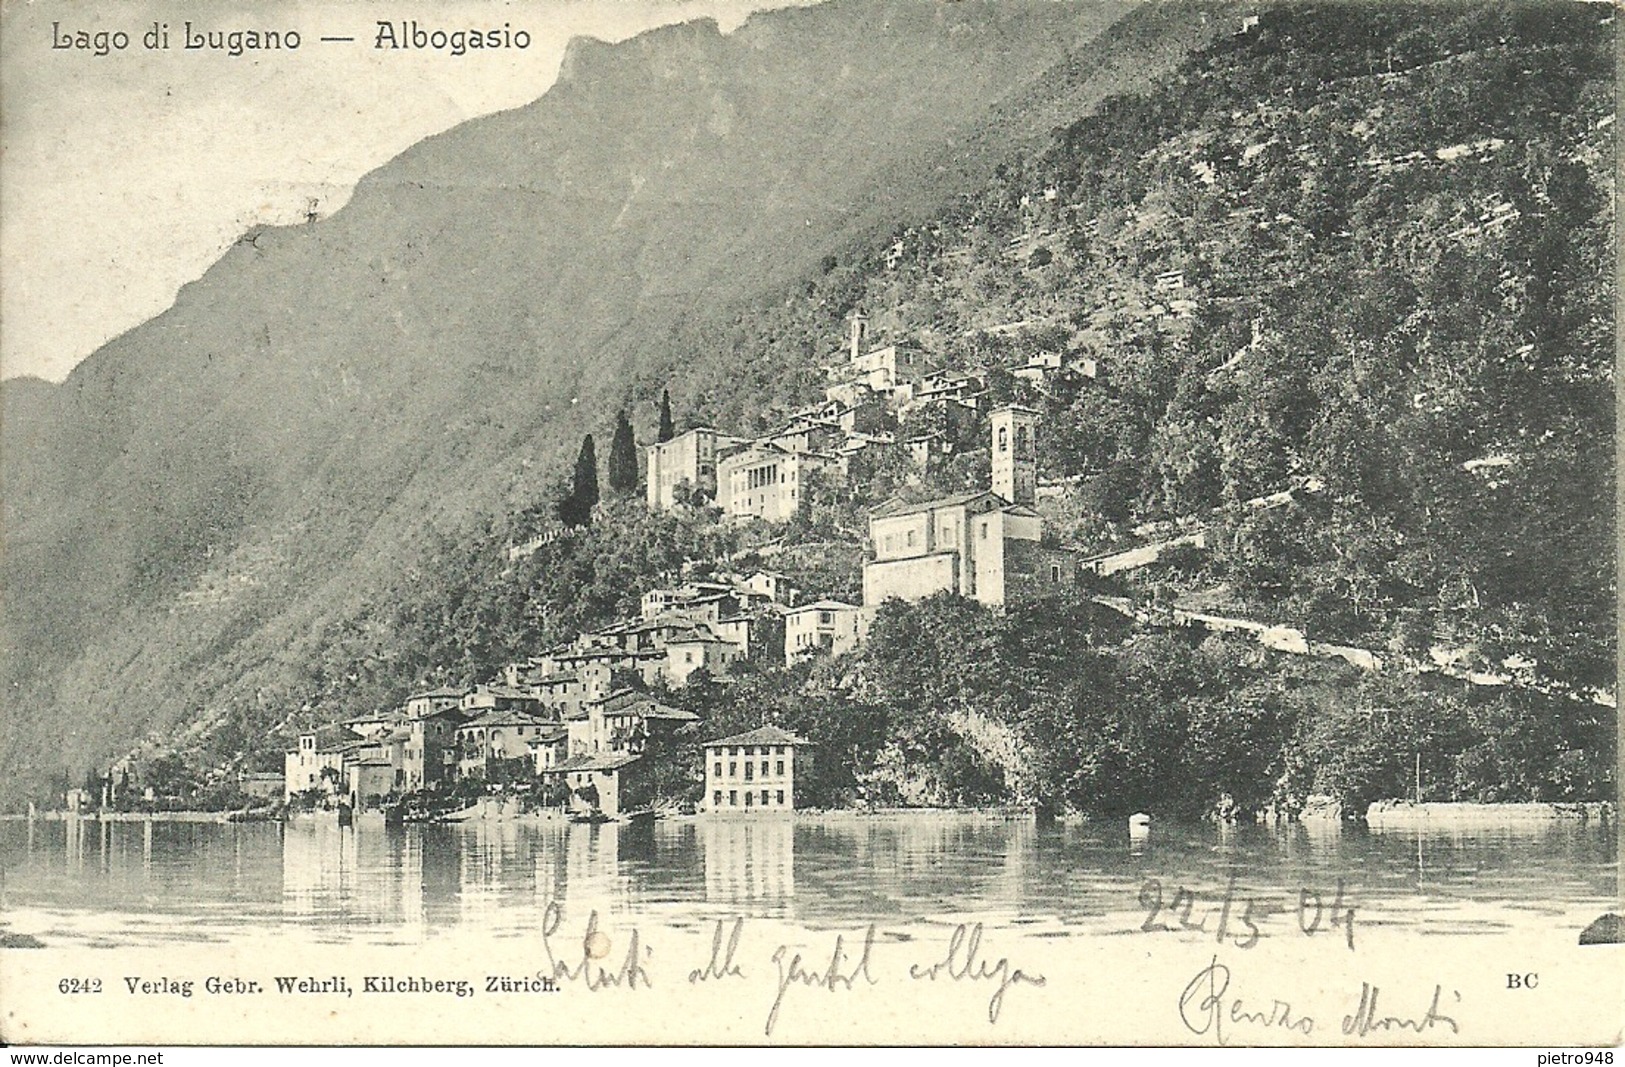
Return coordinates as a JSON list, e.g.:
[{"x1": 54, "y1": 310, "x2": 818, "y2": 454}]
[
  {"x1": 608, "y1": 410, "x2": 638, "y2": 494},
  {"x1": 657, "y1": 390, "x2": 675, "y2": 443},
  {"x1": 558, "y1": 434, "x2": 599, "y2": 527}
]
